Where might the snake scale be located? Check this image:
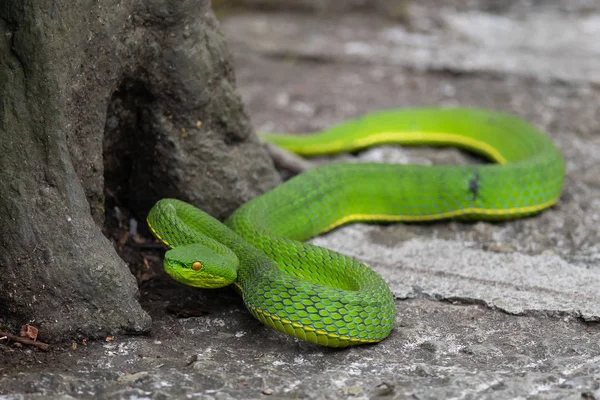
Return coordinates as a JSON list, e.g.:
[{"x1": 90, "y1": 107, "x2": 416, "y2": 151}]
[{"x1": 147, "y1": 108, "x2": 564, "y2": 347}]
